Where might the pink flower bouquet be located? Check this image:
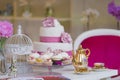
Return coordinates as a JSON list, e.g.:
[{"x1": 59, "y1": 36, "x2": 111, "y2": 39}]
[{"x1": 0, "y1": 21, "x2": 13, "y2": 48}]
